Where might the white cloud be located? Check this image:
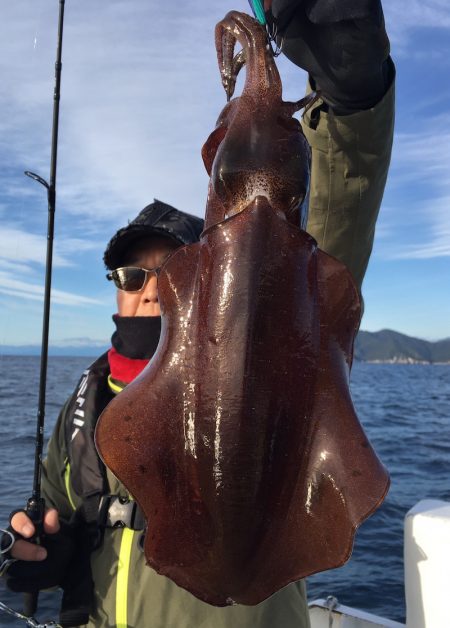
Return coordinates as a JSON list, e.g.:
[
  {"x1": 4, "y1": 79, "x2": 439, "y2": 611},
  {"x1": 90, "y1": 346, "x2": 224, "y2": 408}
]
[
  {"x1": 376, "y1": 111, "x2": 450, "y2": 259},
  {"x1": 384, "y1": 0, "x2": 450, "y2": 49},
  {"x1": 0, "y1": 0, "x2": 233, "y2": 235},
  {"x1": 392, "y1": 241, "x2": 450, "y2": 259},
  {"x1": 391, "y1": 129, "x2": 450, "y2": 187},
  {"x1": 0, "y1": 226, "x2": 98, "y2": 267},
  {"x1": 387, "y1": 195, "x2": 450, "y2": 259},
  {"x1": 0, "y1": 226, "x2": 104, "y2": 309},
  {"x1": 378, "y1": 192, "x2": 450, "y2": 260},
  {"x1": 373, "y1": 221, "x2": 394, "y2": 240},
  {"x1": 6, "y1": 0, "x2": 448, "y2": 245},
  {"x1": 0, "y1": 259, "x2": 37, "y2": 276},
  {"x1": 0, "y1": 271, "x2": 102, "y2": 306}
]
